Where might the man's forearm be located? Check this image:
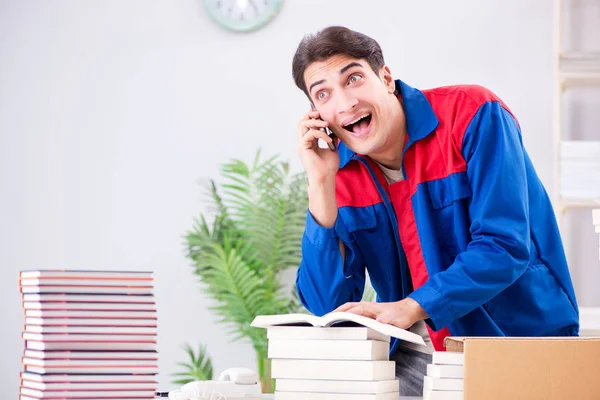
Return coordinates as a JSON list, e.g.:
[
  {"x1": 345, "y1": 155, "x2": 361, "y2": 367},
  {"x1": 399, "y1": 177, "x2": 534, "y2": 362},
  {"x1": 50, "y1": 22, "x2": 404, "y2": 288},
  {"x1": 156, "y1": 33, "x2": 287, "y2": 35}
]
[{"x1": 307, "y1": 175, "x2": 337, "y2": 228}]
